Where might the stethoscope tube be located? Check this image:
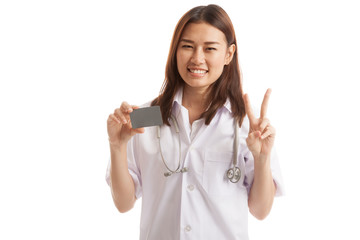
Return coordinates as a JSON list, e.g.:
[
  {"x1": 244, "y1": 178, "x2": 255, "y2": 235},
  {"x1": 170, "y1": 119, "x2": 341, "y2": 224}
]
[
  {"x1": 226, "y1": 118, "x2": 241, "y2": 183},
  {"x1": 157, "y1": 115, "x2": 187, "y2": 177},
  {"x1": 158, "y1": 115, "x2": 240, "y2": 183}
]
